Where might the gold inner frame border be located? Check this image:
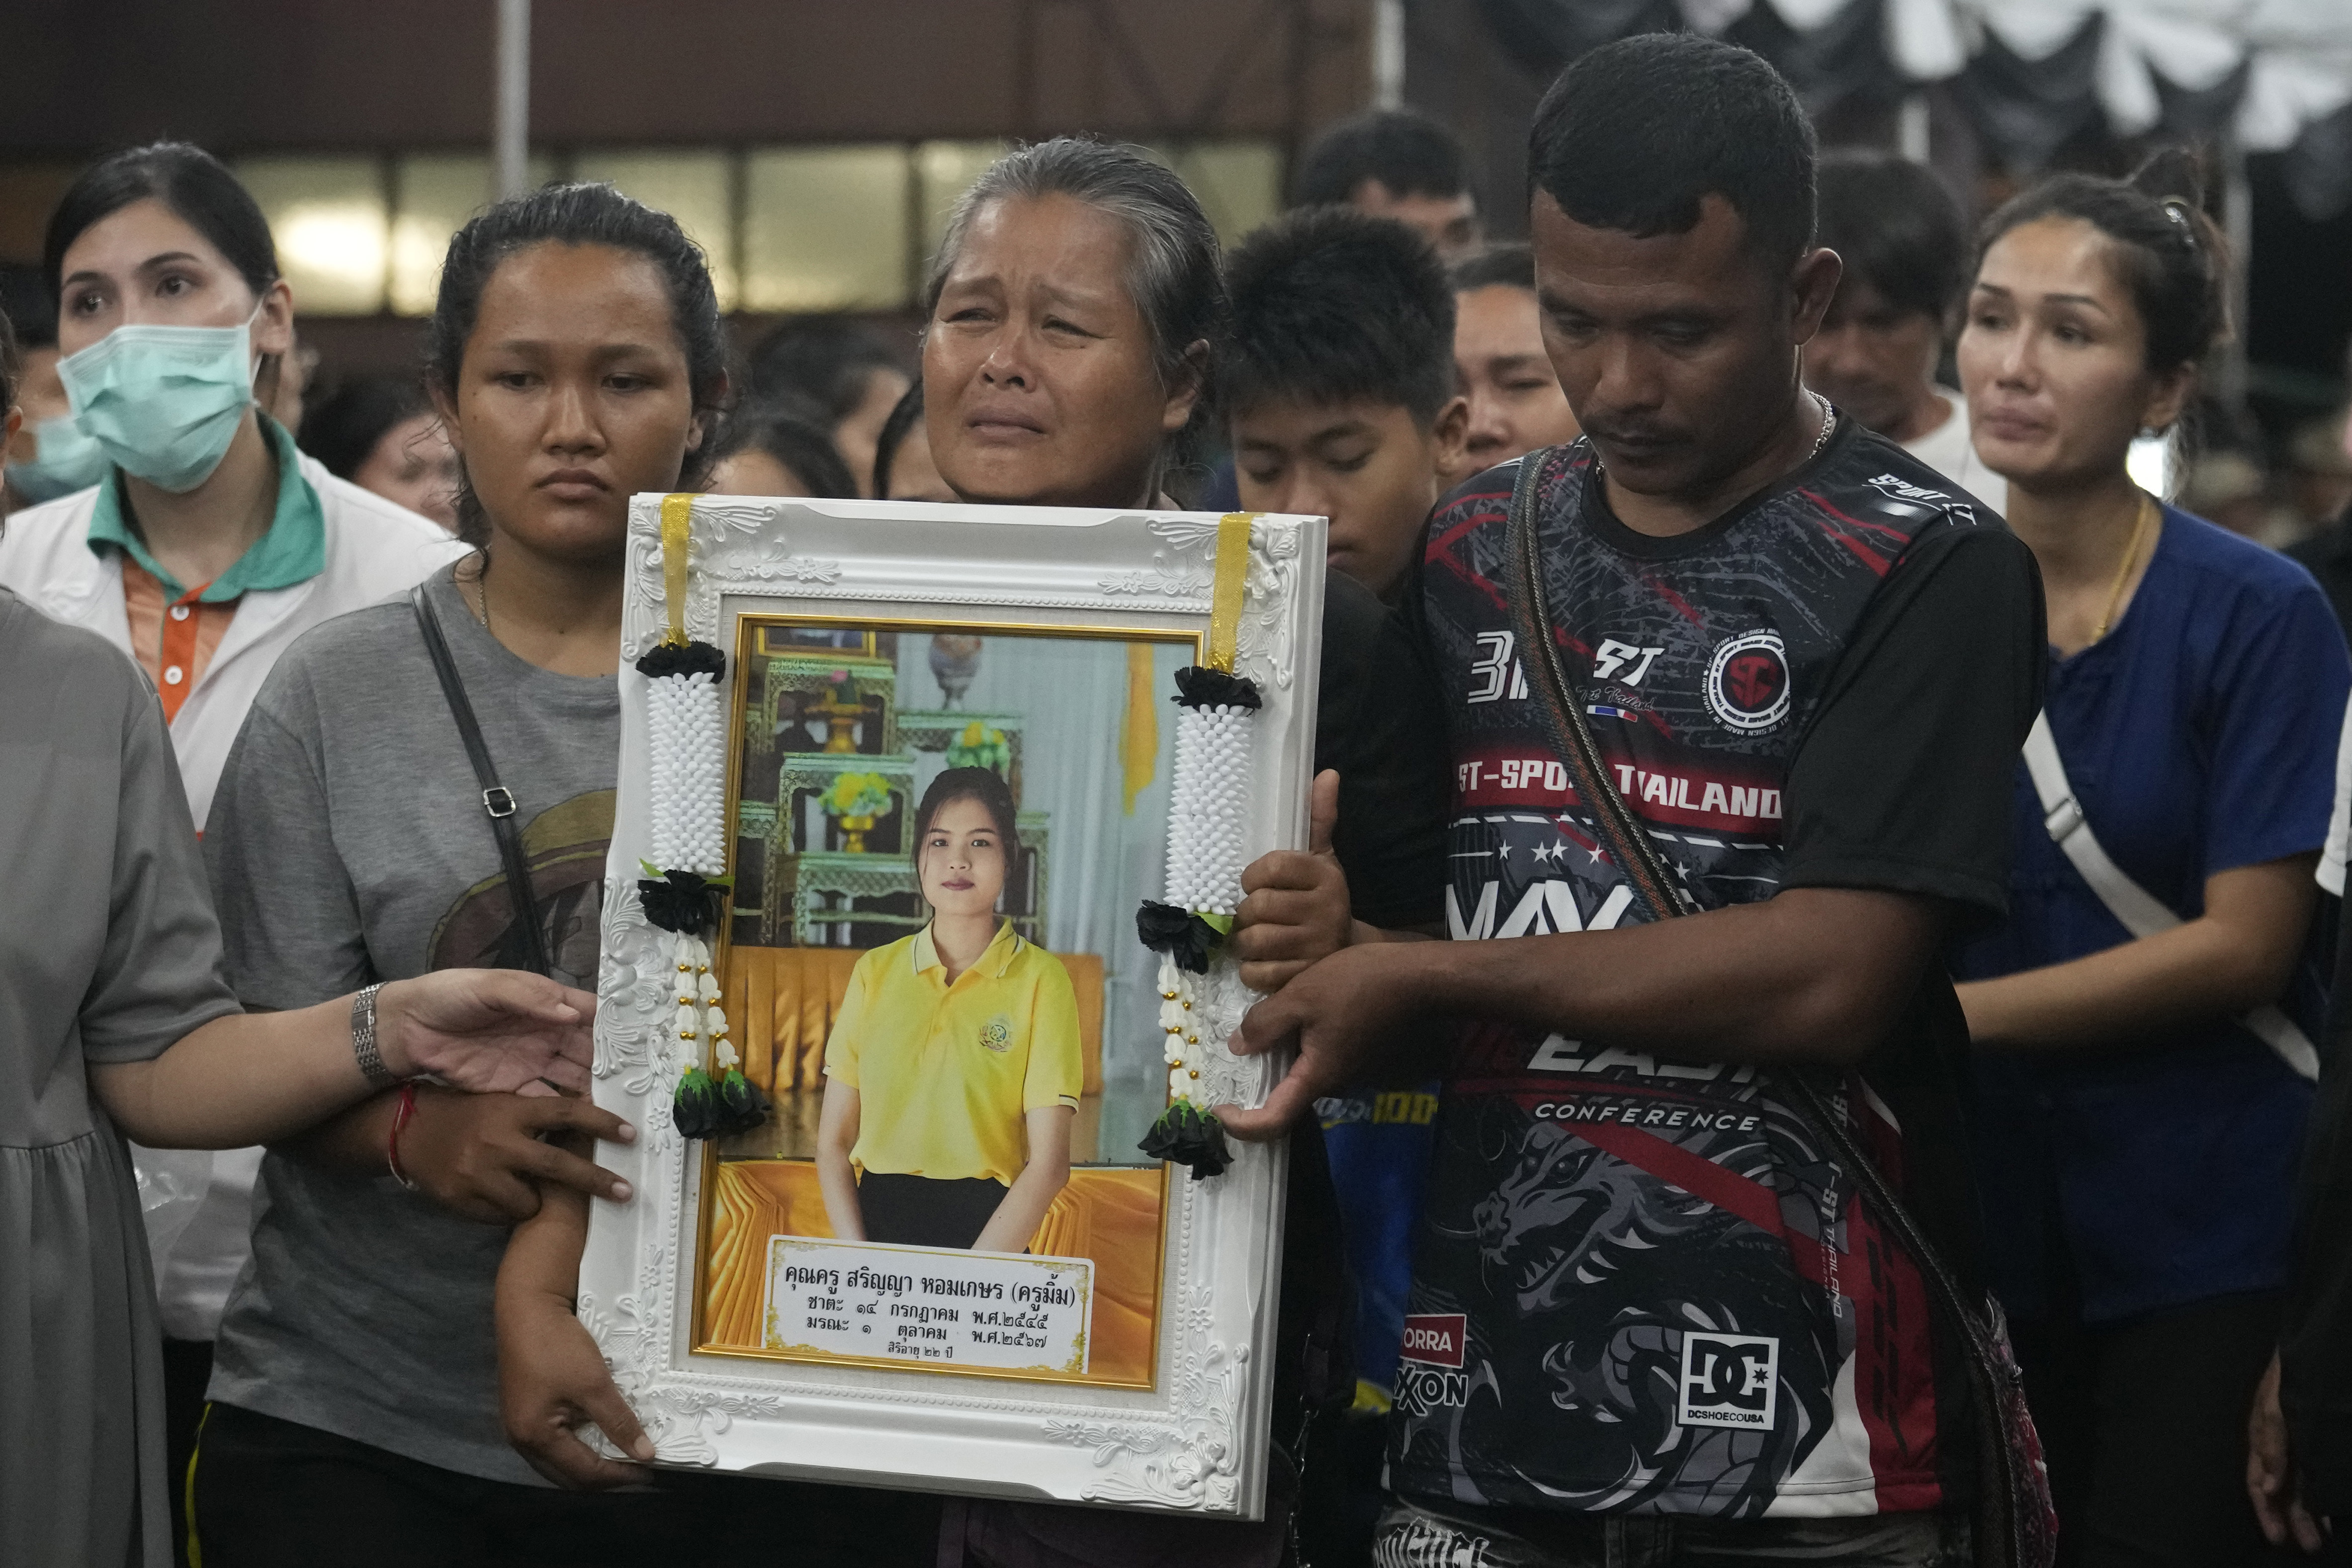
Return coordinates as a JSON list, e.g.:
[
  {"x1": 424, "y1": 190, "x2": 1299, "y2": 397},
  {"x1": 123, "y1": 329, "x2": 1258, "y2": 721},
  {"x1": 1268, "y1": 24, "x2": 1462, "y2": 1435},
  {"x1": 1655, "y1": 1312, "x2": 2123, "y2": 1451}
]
[{"x1": 687, "y1": 609, "x2": 1203, "y2": 1389}]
